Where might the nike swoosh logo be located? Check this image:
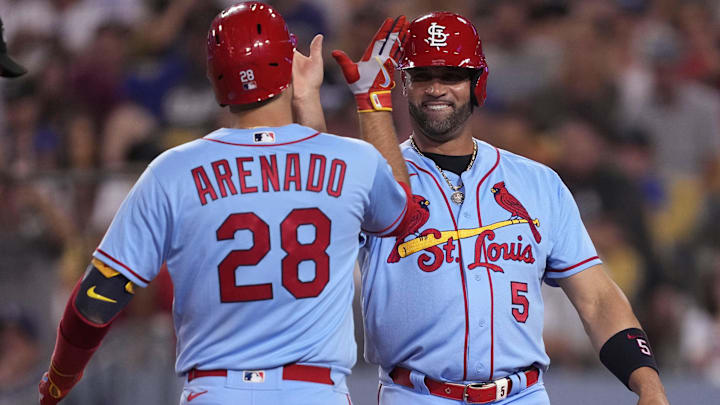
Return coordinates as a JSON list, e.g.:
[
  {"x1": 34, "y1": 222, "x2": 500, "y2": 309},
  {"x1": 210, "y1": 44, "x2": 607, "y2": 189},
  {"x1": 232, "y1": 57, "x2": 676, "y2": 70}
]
[
  {"x1": 187, "y1": 390, "x2": 208, "y2": 402},
  {"x1": 87, "y1": 286, "x2": 117, "y2": 303},
  {"x1": 375, "y1": 56, "x2": 392, "y2": 88}
]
